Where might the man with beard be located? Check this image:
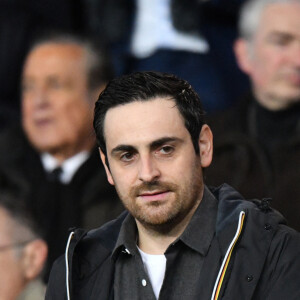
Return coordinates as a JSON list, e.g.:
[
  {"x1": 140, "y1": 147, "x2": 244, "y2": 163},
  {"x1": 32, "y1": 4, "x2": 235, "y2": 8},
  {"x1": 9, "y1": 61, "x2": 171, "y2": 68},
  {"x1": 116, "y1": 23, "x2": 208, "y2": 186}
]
[{"x1": 46, "y1": 72, "x2": 300, "y2": 300}]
